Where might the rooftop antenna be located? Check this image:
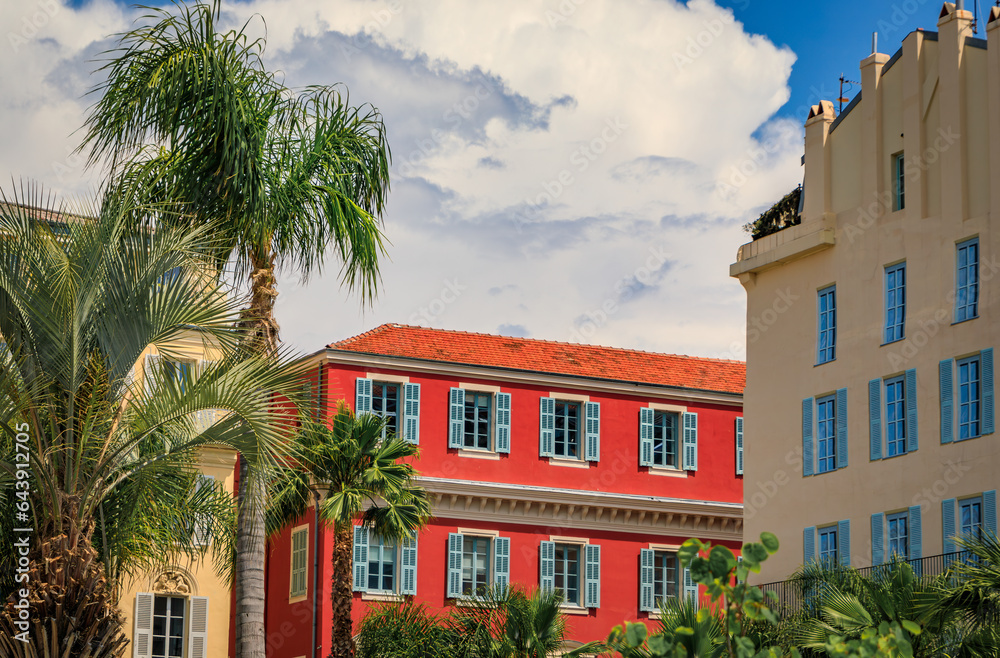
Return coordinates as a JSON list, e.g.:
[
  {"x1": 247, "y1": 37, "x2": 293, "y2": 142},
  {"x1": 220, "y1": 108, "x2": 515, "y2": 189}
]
[
  {"x1": 837, "y1": 74, "x2": 860, "y2": 113},
  {"x1": 872, "y1": 31, "x2": 878, "y2": 54}
]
